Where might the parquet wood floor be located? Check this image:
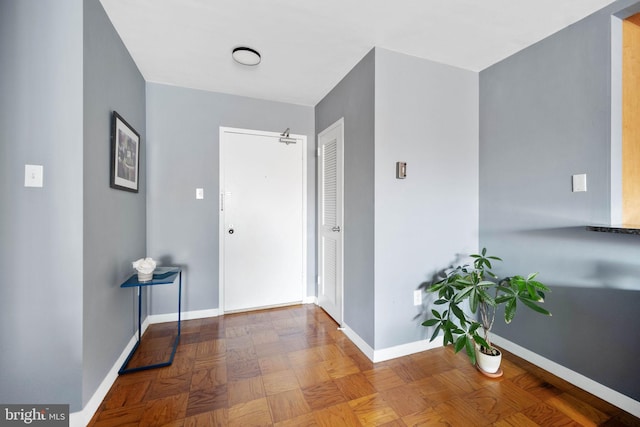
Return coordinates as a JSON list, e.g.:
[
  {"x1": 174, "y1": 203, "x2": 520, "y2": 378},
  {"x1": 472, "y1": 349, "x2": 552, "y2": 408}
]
[{"x1": 88, "y1": 305, "x2": 640, "y2": 426}]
